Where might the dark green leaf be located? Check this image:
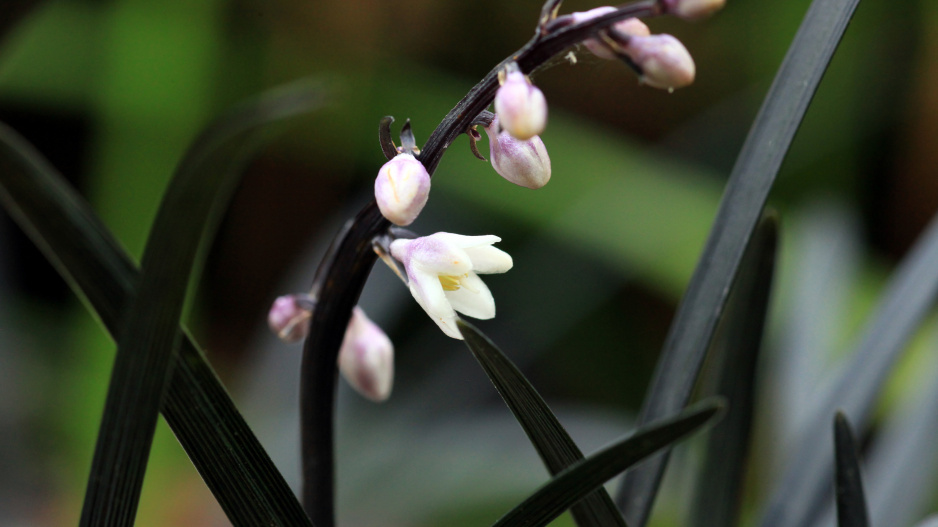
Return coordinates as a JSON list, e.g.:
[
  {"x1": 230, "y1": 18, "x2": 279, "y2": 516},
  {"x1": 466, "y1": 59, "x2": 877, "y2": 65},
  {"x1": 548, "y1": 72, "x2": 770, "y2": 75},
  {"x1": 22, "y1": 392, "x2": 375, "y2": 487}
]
[
  {"x1": 492, "y1": 399, "x2": 724, "y2": 527},
  {"x1": 689, "y1": 213, "x2": 777, "y2": 527},
  {"x1": 834, "y1": 413, "x2": 870, "y2": 527},
  {"x1": 760, "y1": 209, "x2": 938, "y2": 527},
  {"x1": 79, "y1": 78, "x2": 325, "y2": 527},
  {"x1": 0, "y1": 81, "x2": 321, "y2": 526},
  {"x1": 615, "y1": 0, "x2": 863, "y2": 523},
  {"x1": 458, "y1": 320, "x2": 628, "y2": 527}
]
